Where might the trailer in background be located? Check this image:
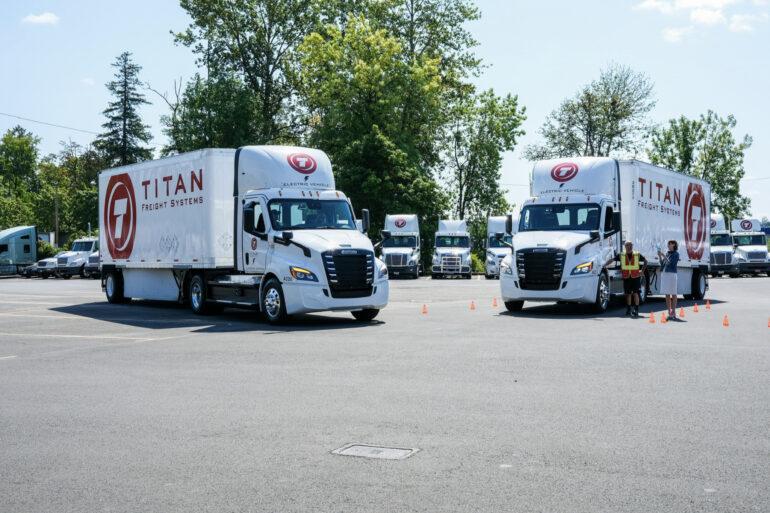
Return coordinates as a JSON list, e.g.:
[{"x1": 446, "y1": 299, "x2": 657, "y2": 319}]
[{"x1": 0, "y1": 226, "x2": 37, "y2": 275}]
